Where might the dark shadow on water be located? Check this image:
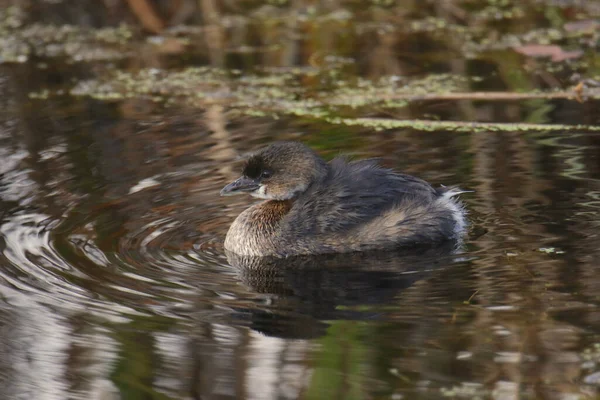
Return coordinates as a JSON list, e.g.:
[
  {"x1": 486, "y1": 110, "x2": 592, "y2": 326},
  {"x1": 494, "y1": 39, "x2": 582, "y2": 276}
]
[{"x1": 226, "y1": 242, "x2": 462, "y2": 339}]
